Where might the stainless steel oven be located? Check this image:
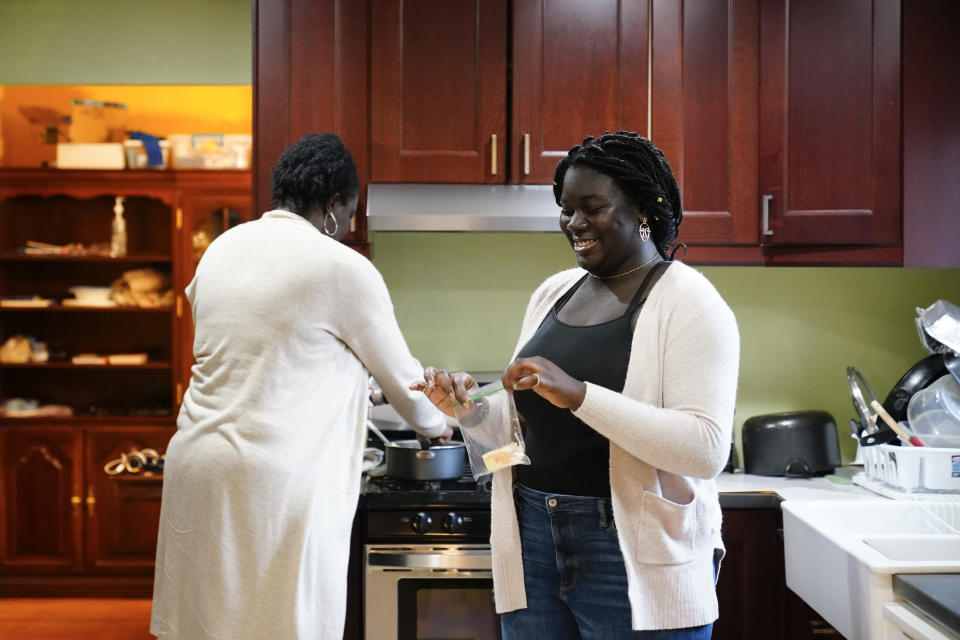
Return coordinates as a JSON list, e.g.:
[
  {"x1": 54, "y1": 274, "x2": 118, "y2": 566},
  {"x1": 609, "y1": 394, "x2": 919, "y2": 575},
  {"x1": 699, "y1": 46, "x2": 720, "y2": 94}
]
[
  {"x1": 361, "y1": 452, "x2": 498, "y2": 640},
  {"x1": 364, "y1": 543, "x2": 499, "y2": 640}
]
